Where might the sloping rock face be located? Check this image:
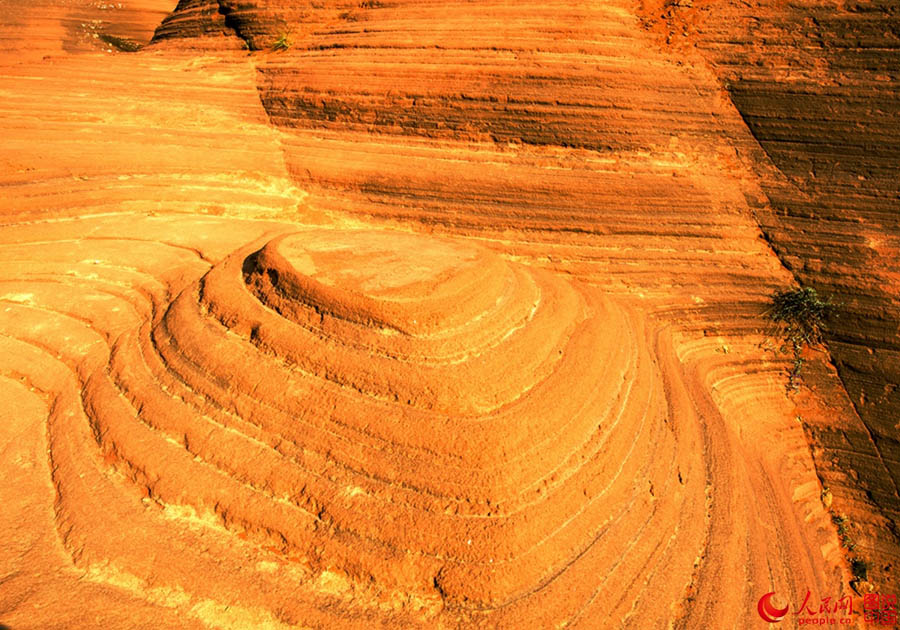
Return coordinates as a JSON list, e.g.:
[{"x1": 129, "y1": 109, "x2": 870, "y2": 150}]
[
  {"x1": 151, "y1": 0, "x2": 235, "y2": 42},
  {"x1": 153, "y1": 0, "x2": 339, "y2": 49},
  {"x1": 1, "y1": 0, "x2": 895, "y2": 627},
  {"x1": 221, "y1": 0, "x2": 786, "y2": 309},
  {"x1": 153, "y1": 0, "x2": 900, "y2": 587},
  {"x1": 641, "y1": 0, "x2": 900, "y2": 582},
  {"x1": 0, "y1": 212, "x2": 843, "y2": 628}
]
